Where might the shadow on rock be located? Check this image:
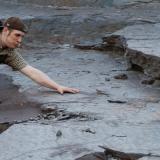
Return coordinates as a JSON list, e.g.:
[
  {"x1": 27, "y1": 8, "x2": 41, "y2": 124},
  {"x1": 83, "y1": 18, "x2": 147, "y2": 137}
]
[
  {"x1": 0, "y1": 122, "x2": 13, "y2": 134},
  {"x1": 39, "y1": 105, "x2": 100, "y2": 122},
  {"x1": 0, "y1": 74, "x2": 41, "y2": 133},
  {"x1": 75, "y1": 146, "x2": 160, "y2": 160}
]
